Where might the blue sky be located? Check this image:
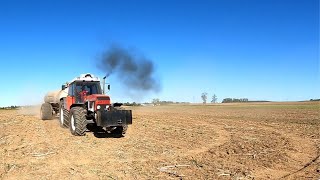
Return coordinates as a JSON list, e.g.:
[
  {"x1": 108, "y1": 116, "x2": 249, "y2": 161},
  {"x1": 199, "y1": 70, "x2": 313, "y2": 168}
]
[{"x1": 0, "y1": 0, "x2": 319, "y2": 106}]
